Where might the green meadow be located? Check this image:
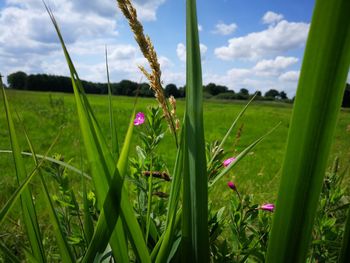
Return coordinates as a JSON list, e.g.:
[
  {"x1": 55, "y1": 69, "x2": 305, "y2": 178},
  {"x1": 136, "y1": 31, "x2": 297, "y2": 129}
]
[{"x1": 1, "y1": 89, "x2": 349, "y2": 207}]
